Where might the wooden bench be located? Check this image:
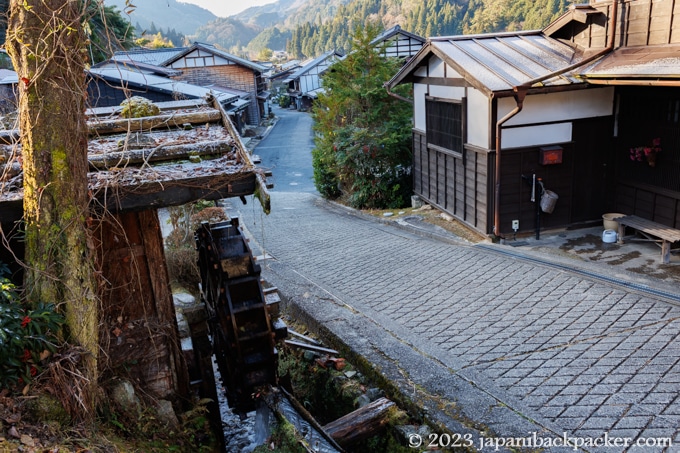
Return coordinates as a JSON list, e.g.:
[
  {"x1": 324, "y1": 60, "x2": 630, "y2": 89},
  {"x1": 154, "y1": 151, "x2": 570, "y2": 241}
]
[{"x1": 614, "y1": 215, "x2": 680, "y2": 264}]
